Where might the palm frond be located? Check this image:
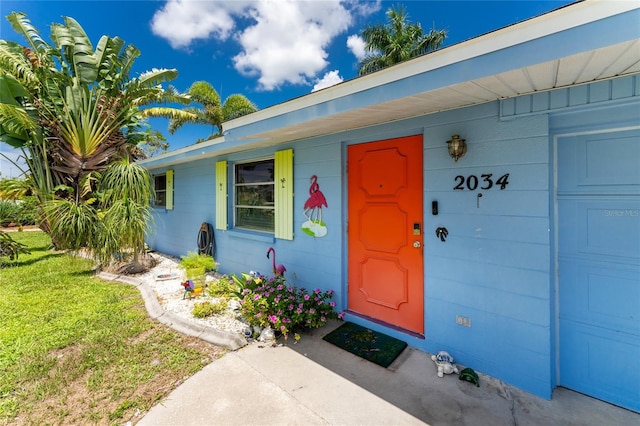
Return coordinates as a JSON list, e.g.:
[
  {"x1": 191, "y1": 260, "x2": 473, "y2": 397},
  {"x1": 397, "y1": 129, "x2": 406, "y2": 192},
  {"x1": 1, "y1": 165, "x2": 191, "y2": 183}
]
[
  {"x1": 168, "y1": 109, "x2": 206, "y2": 134},
  {"x1": 137, "y1": 68, "x2": 178, "y2": 87},
  {"x1": 118, "y1": 43, "x2": 140, "y2": 80},
  {"x1": 58, "y1": 86, "x2": 129, "y2": 158},
  {"x1": 415, "y1": 28, "x2": 446, "y2": 56},
  {"x1": 357, "y1": 4, "x2": 445, "y2": 75},
  {"x1": 126, "y1": 84, "x2": 189, "y2": 107},
  {"x1": 99, "y1": 158, "x2": 152, "y2": 205},
  {"x1": 93, "y1": 36, "x2": 113, "y2": 82},
  {"x1": 141, "y1": 107, "x2": 197, "y2": 121},
  {"x1": 222, "y1": 94, "x2": 257, "y2": 121},
  {"x1": 6, "y1": 12, "x2": 49, "y2": 53},
  {"x1": 0, "y1": 177, "x2": 32, "y2": 199},
  {"x1": 0, "y1": 41, "x2": 40, "y2": 88},
  {"x1": 99, "y1": 196, "x2": 152, "y2": 263},
  {"x1": 79, "y1": 171, "x2": 101, "y2": 199},
  {"x1": 51, "y1": 16, "x2": 99, "y2": 84},
  {"x1": 0, "y1": 103, "x2": 37, "y2": 147},
  {"x1": 188, "y1": 81, "x2": 221, "y2": 107},
  {"x1": 162, "y1": 85, "x2": 191, "y2": 104},
  {"x1": 44, "y1": 198, "x2": 99, "y2": 250},
  {"x1": 0, "y1": 74, "x2": 30, "y2": 106}
]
